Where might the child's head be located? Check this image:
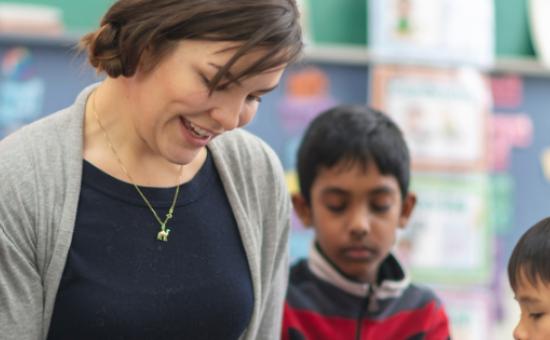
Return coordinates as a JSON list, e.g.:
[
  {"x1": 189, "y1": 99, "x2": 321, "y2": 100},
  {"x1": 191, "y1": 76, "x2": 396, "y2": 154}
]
[
  {"x1": 292, "y1": 105, "x2": 416, "y2": 283},
  {"x1": 508, "y1": 217, "x2": 550, "y2": 340}
]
